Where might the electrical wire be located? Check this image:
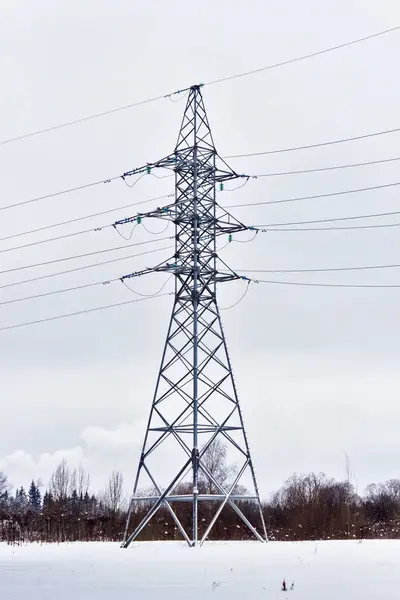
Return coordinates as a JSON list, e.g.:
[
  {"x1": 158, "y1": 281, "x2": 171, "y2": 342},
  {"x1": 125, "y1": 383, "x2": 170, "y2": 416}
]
[
  {"x1": 217, "y1": 241, "x2": 231, "y2": 252},
  {"x1": 220, "y1": 281, "x2": 251, "y2": 310},
  {"x1": 1, "y1": 265, "x2": 173, "y2": 306},
  {"x1": 249, "y1": 155, "x2": 400, "y2": 177},
  {"x1": 234, "y1": 263, "x2": 400, "y2": 274},
  {"x1": 122, "y1": 173, "x2": 147, "y2": 188},
  {"x1": 1, "y1": 26, "x2": 398, "y2": 147},
  {"x1": 0, "y1": 245, "x2": 174, "y2": 291},
  {"x1": 223, "y1": 178, "x2": 250, "y2": 192},
  {"x1": 150, "y1": 171, "x2": 174, "y2": 180},
  {"x1": 168, "y1": 90, "x2": 190, "y2": 103},
  {"x1": 255, "y1": 222, "x2": 400, "y2": 232},
  {"x1": 113, "y1": 223, "x2": 139, "y2": 241},
  {"x1": 0, "y1": 87, "x2": 191, "y2": 146},
  {"x1": 0, "y1": 278, "x2": 119, "y2": 307},
  {"x1": 0, "y1": 193, "x2": 173, "y2": 242},
  {"x1": 216, "y1": 231, "x2": 258, "y2": 252},
  {"x1": 1, "y1": 196, "x2": 175, "y2": 254},
  {"x1": 225, "y1": 180, "x2": 400, "y2": 209},
  {"x1": 249, "y1": 278, "x2": 400, "y2": 288},
  {"x1": 0, "y1": 224, "x2": 112, "y2": 255},
  {"x1": 121, "y1": 274, "x2": 173, "y2": 297},
  {"x1": 140, "y1": 221, "x2": 170, "y2": 235},
  {"x1": 233, "y1": 231, "x2": 258, "y2": 243},
  {"x1": 226, "y1": 126, "x2": 400, "y2": 159},
  {"x1": 205, "y1": 25, "x2": 400, "y2": 87},
  {"x1": 0, "y1": 176, "x2": 120, "y2": 212},
  {"x1": 0, "y1": 237, "x2": 173, "y2": 276},
  {"x1": 0, "y1": 169, "x2": 172, "y2": 215},
  {"x1": 253, "y1": 208, "x2": 400, "y2": 228},
  {"x1": 0, "y1": 293, "x2": 172, "y2": 332},
  {"x1": 0, "y1": 165, "x2": 172, "y2": 215},
  {"x1": 5, "y1": 260, "x2": 400, "y2": 307}
]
